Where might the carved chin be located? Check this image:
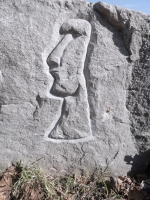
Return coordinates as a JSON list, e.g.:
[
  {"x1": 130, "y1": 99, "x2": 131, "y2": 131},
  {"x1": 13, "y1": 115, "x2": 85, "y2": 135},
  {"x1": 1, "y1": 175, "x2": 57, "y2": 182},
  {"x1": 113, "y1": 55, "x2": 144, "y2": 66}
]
[{"x1": 52, "y1": 80, "x2": 78, "y2": 97}]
